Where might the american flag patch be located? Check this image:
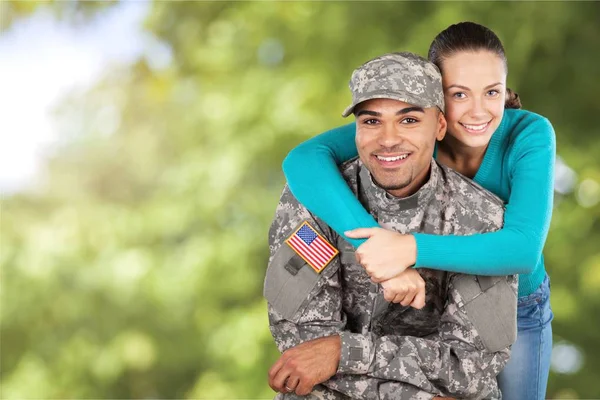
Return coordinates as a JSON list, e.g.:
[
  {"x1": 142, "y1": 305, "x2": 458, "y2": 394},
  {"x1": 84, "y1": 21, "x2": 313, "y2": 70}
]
[{"x1": 285, "y1": 221, "x2": 339, "y2": 273}]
